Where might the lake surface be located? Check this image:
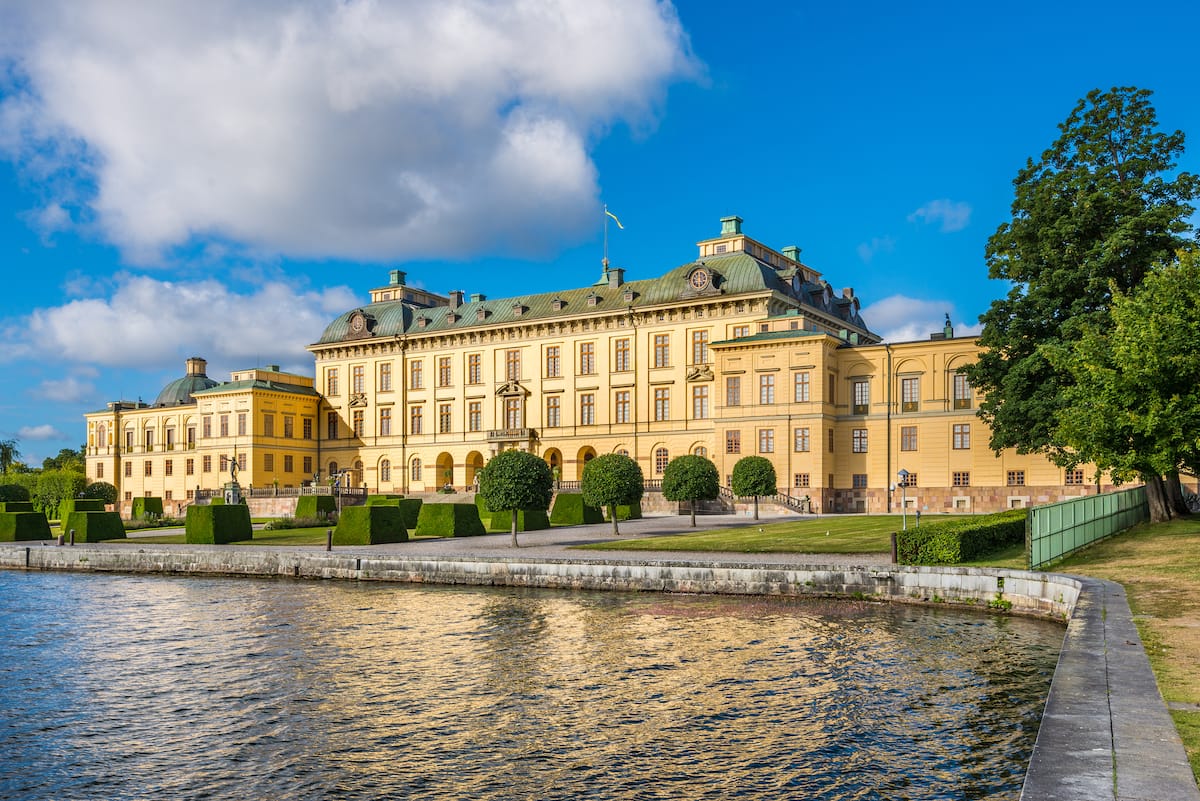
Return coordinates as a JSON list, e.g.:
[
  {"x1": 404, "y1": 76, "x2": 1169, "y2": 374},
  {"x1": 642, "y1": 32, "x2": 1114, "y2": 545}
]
[{"x1": 0, "y1": 571, "x2": 1062, "y2": 800}]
